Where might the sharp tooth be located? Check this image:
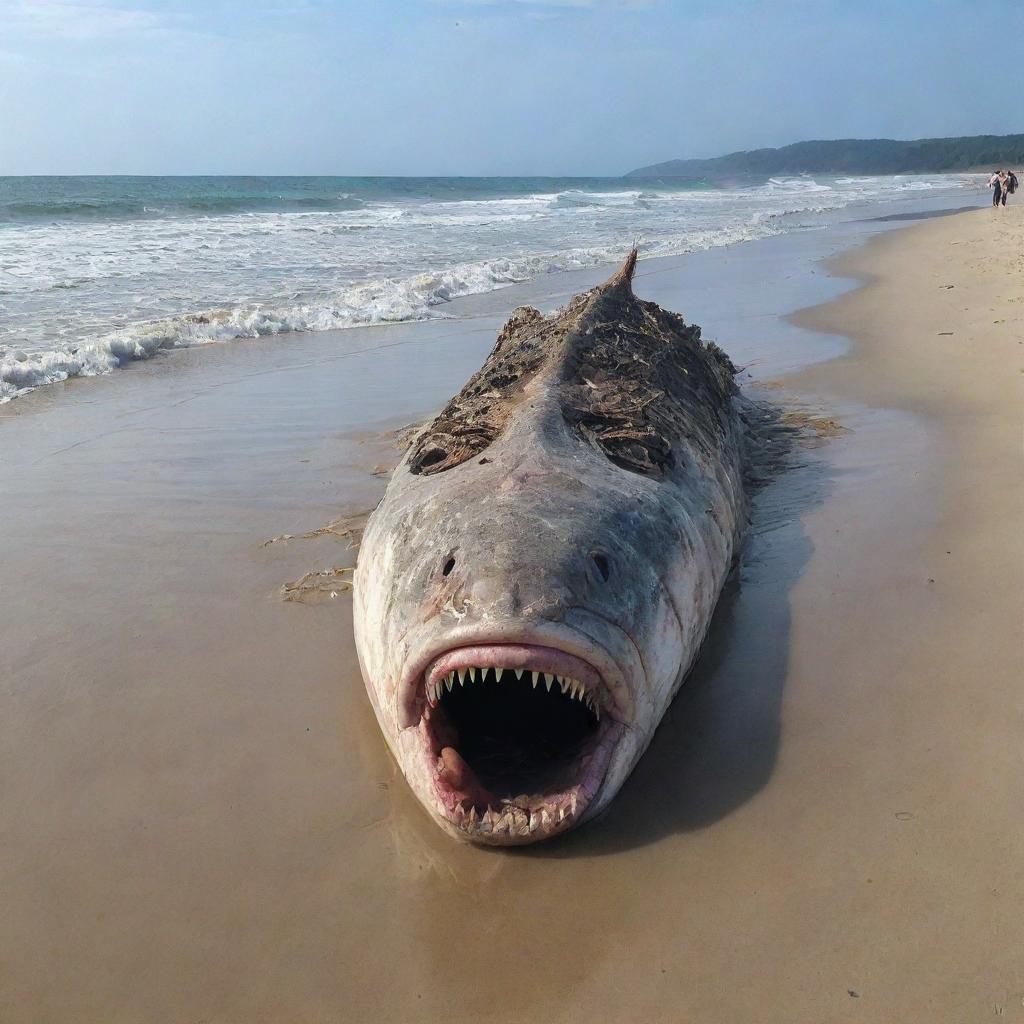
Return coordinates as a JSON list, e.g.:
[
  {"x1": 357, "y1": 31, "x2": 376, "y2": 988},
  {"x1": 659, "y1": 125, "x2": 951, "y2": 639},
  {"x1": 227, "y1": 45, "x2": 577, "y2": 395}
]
[
  {"x1": 545, "y1": 673, "x2": 554, "y2": 692},
  {"x1": 514, "y1": 668, "x2": 525, "y2": 680},
  {"x1": 541, "y1": 809, "x2": 551, "y2": 826},
  {"x1": 468, "y1": 806, "x2": 479, "y2": 824},
  {"x1": 570, "y1": 792, "x2": 578, "y2": 815},
  {"x1": 529, "y1": 671, "x2": 538, "y2": 687},
  {"x1": 529, "y1": 811, "x2": 539, "y2": 831},
  {"x1": 446, "y1": 674, "x2": 454, "y2": 692},
  {"x1": 558, "y1": 806, "x2": 566, "y2": 822},
  {"x1": 496, "y1": 668, "x2": 505, "y2": 682},
  {"x1": 558, "y1": 675, "x2": 568, "y2": 694},
  {"x1": 574, "y1": 682, "x2": 585, "y2": 701}
]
